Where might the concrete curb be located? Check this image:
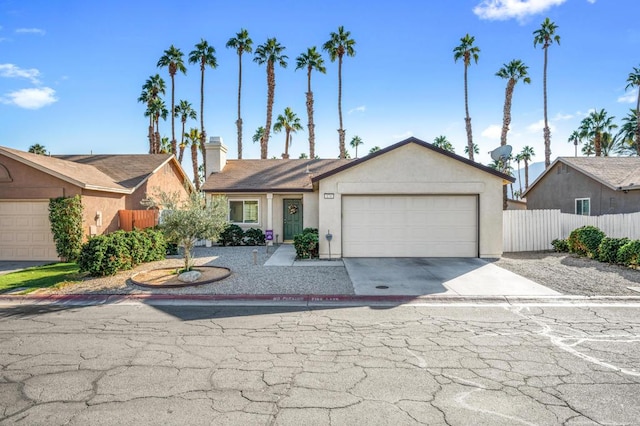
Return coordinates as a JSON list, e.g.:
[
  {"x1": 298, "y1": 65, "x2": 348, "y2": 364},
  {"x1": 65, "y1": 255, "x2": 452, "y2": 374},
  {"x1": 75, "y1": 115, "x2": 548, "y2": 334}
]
[{"x1": 2, "y1": 293, "x2": 640, "y2": 307}]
